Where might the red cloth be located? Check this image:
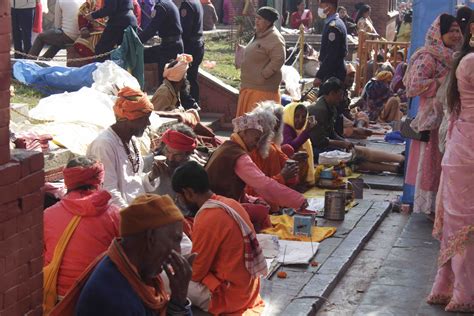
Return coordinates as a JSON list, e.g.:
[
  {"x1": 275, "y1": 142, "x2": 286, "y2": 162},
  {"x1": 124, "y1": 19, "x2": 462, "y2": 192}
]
[
  {"x1": 63, "y1": 162, "x2": 105, "y2": 191},
  {"x1": 33, "y1": 2, "x2": 43, "y2": 33},
  {"x1": 43, "y1": 190, "x2": 120, "y2": 296},
  {"x1": 132, "y1": 0, "x2": 141, "y2": 27},
  {"x1": 161, "y1": 129, "x2": 197, "y2": 151}
]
